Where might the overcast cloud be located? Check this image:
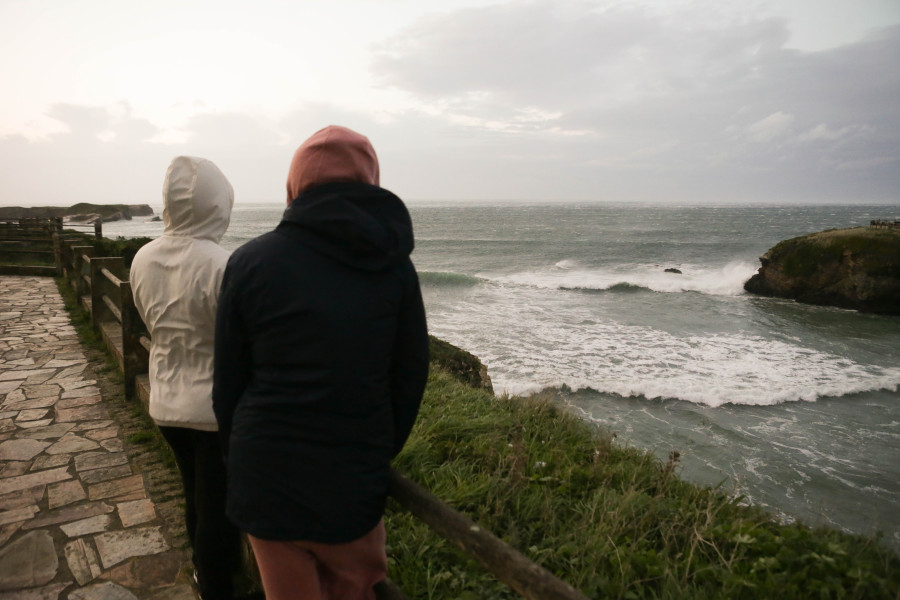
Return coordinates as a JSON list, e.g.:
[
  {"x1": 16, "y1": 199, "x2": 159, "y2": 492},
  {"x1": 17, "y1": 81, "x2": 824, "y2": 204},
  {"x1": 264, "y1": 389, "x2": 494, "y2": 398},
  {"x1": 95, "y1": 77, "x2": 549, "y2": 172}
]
[{"x1": 0, "y1": 1, "x2": 898, "y2": 205}]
